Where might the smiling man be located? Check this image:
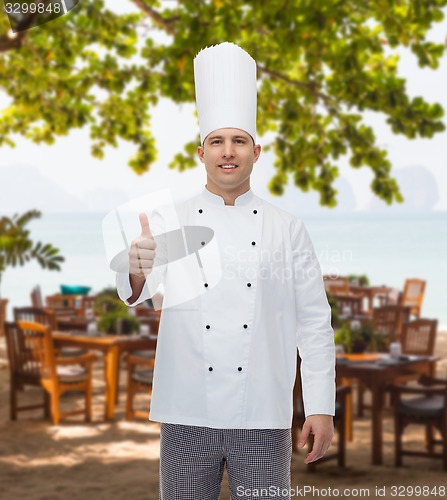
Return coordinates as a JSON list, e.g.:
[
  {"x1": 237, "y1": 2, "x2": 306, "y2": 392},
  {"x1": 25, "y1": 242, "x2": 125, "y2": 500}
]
[
  {"x1": 198, "y1": 128, "x2": 261, "y2": 206},
  {"x1": 117, "y1": 42, "x2": 335, "y2": 500}
]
